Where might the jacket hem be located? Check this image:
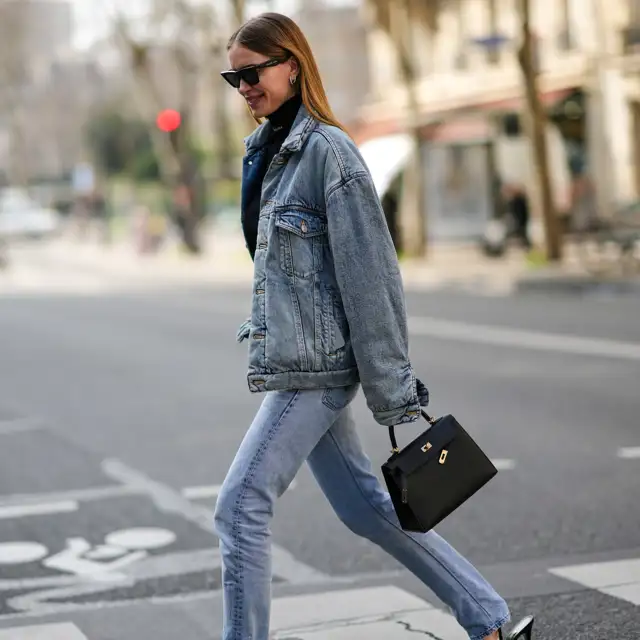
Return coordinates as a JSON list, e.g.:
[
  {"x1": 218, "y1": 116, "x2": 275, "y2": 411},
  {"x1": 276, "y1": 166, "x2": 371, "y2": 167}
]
[{"x1": 247, "y1": 368, "x2": 359, "y2": 393}]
